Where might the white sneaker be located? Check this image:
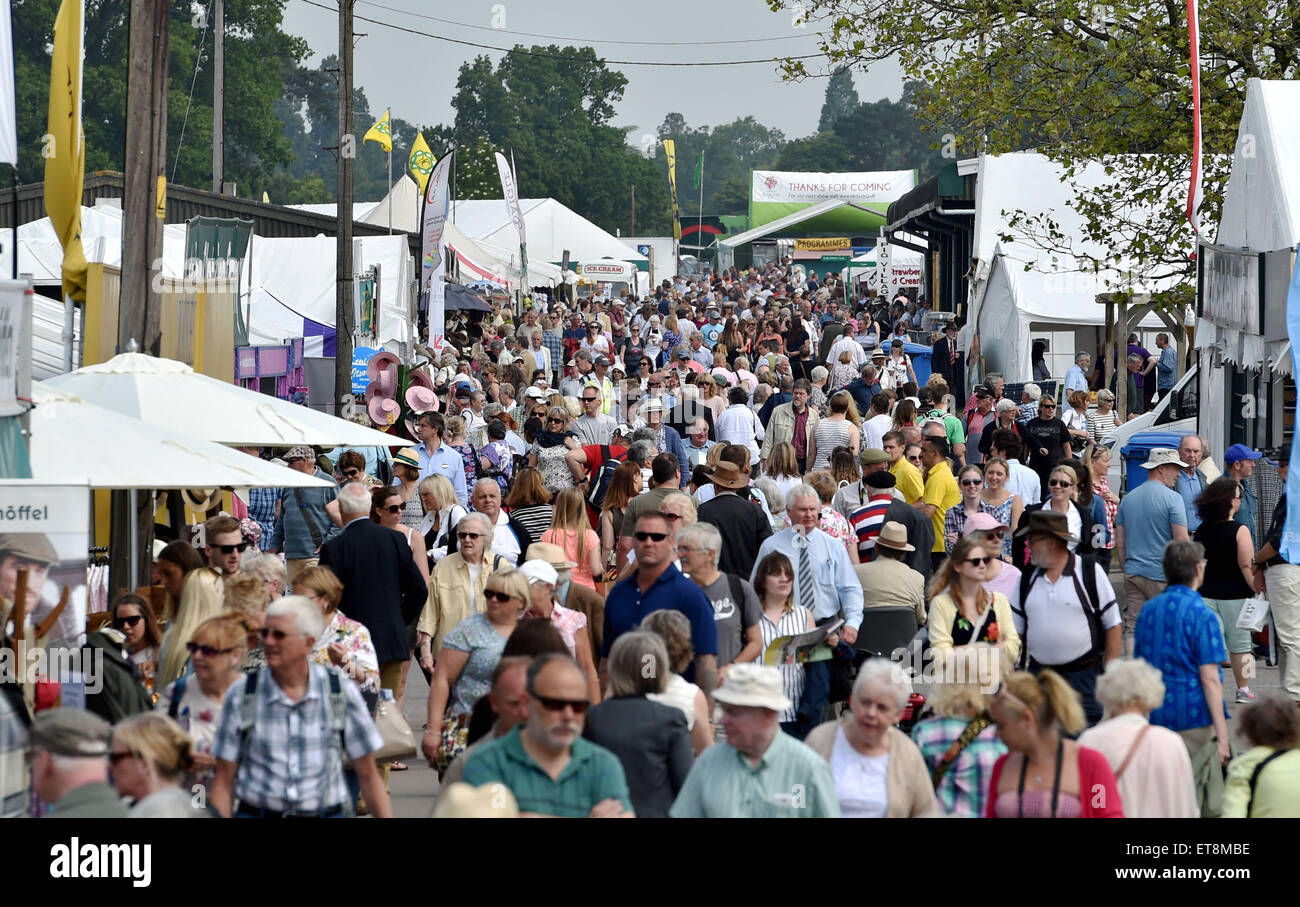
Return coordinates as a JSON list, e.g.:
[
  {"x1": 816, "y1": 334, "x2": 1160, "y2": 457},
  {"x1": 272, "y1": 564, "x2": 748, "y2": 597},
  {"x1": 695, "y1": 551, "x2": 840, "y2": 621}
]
[{"x1": 1235, "y1": 688, "x2": 1256, "y2": 704}]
